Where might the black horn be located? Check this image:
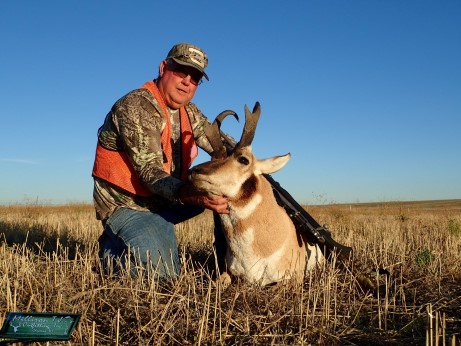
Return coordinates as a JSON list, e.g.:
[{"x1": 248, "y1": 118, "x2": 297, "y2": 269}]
[
  {"x1": 236, "y1": 102, "x2": 261, "y2": 150},
  {"x1": 205, "y1": 110, "x2": 239, "y2": 159}
]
